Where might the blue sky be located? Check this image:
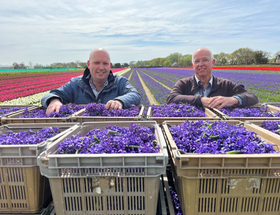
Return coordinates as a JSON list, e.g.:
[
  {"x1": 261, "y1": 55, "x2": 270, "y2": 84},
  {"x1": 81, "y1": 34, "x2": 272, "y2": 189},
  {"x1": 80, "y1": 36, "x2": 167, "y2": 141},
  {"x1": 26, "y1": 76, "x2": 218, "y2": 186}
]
[{"x1": 1, "y1": 0, "x2": 279, "y2": 66}]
